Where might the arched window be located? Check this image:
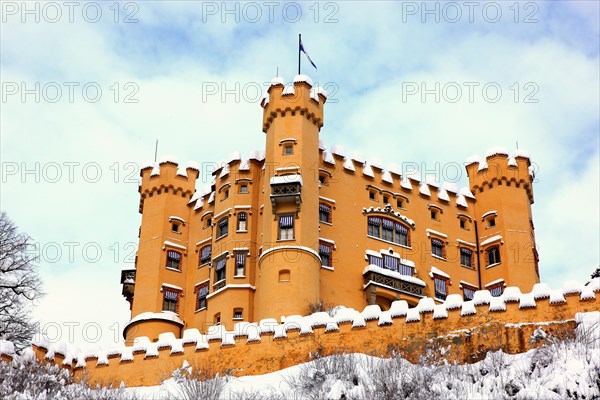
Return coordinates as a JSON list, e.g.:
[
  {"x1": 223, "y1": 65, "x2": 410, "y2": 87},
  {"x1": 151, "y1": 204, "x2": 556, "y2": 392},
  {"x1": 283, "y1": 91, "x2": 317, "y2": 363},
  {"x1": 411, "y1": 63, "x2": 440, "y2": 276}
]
[
  {"x1": 166, "y1": 250, "x2": 182, "y2": 270},
  {"x1": 486, "y1": 246, "x2": 501, "y2": 266},
  {"x1": 237, "y1": 212, "x2": 248, "y2": 231}
]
